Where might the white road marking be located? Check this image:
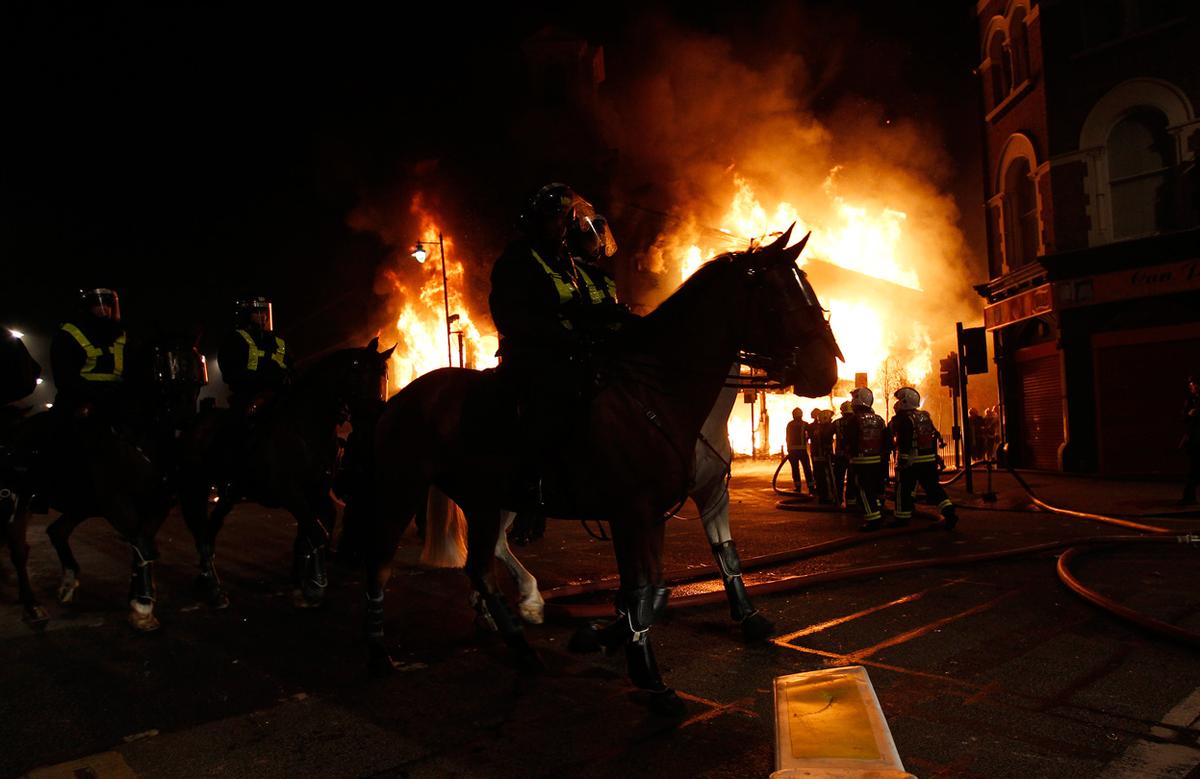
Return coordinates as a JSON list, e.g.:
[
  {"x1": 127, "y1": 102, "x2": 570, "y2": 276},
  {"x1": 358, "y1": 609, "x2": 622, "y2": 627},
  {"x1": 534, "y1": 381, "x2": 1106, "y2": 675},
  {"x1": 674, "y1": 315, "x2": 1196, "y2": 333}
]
[{"x1": 1100, "y1": 685, "x2": 1200, "y2": 778}]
